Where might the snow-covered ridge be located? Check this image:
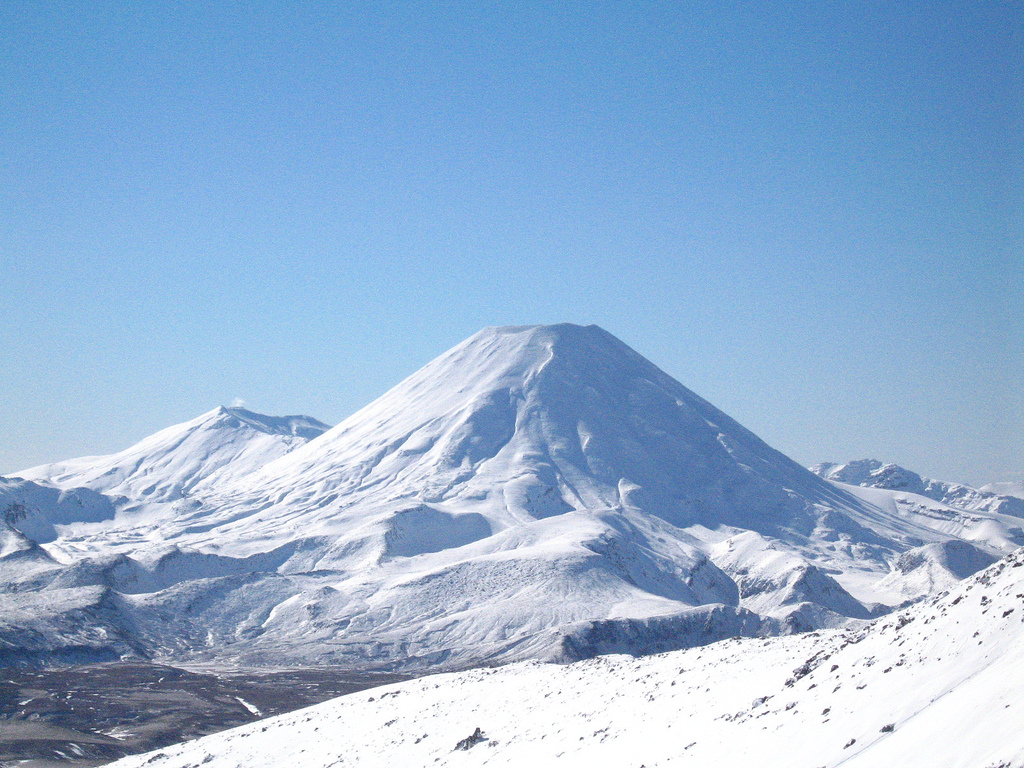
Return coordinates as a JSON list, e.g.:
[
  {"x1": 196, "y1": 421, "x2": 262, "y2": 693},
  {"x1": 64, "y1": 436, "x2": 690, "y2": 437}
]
[
  {"x1": 811, "y1": 458, "x2": 1024, "y2": 518},
  {"x1": 105, "y1": 546, "x2": 1024, "y2": 768},
  {"x1": 0, "y1": 477, "x2": 116, "y2": 552},
  {"x1": 980, "y1": 479, "x2": 1024, "y2": 500}
]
